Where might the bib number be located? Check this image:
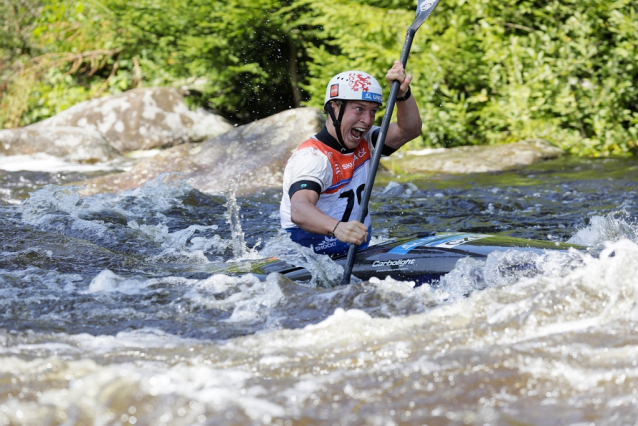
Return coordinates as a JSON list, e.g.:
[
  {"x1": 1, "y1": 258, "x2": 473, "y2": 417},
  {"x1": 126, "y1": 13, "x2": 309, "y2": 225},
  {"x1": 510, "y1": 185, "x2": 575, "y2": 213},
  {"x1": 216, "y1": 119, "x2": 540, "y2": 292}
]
[{"x1": 338, "y1": 183, "x2": 365, "y2": 222}]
